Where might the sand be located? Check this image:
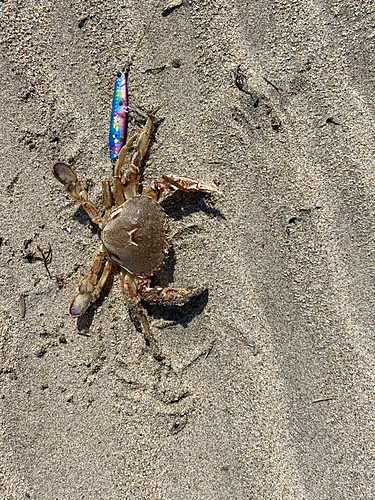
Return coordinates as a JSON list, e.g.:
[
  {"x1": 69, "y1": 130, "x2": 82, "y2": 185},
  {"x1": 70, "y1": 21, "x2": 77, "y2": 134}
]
[{"x1": 1, "y1": 0, "x2": 374, "y2": 498}]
